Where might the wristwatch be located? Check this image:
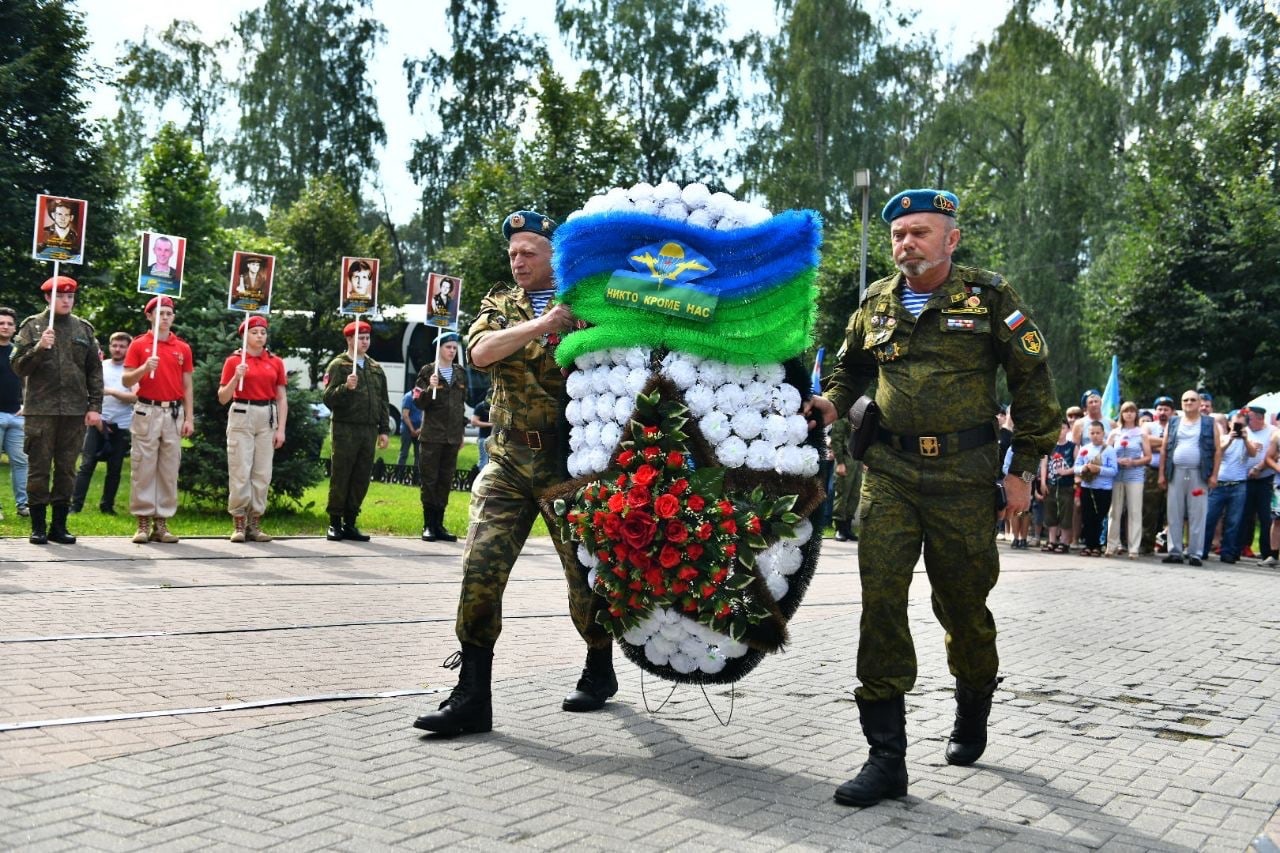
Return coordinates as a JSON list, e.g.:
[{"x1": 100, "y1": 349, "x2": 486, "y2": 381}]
[{"x1": 1015, "y1": 470, "x2": 1035, "y2": 484}]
